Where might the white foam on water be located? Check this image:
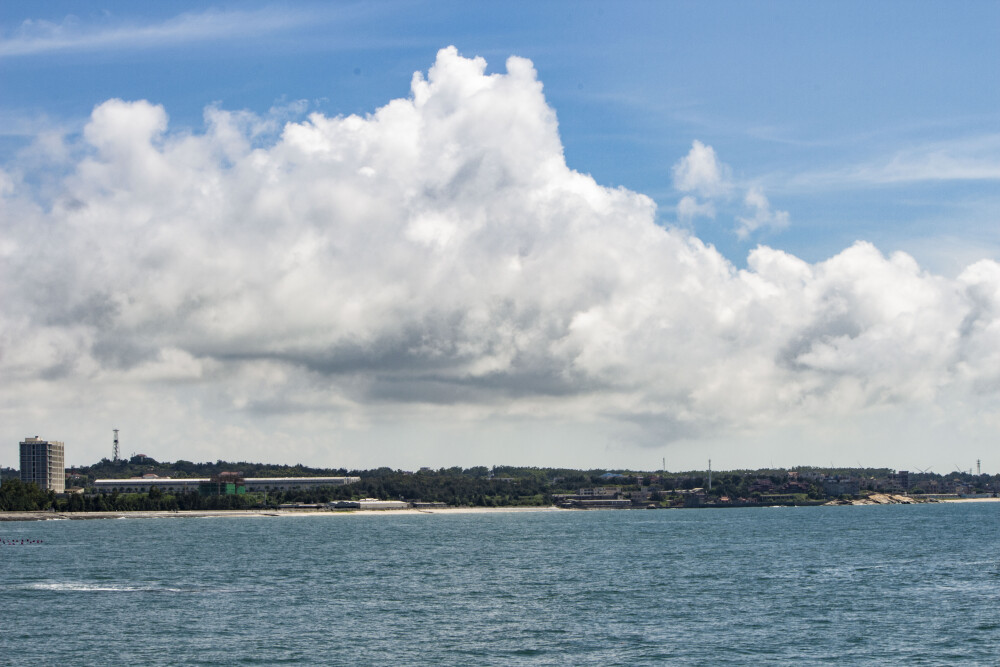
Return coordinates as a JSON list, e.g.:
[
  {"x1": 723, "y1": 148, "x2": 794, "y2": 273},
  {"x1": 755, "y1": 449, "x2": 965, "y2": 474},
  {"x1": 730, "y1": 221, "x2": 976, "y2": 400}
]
[{"x1": 26, "y1": 582, "x2": 187, "y2": 593}]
